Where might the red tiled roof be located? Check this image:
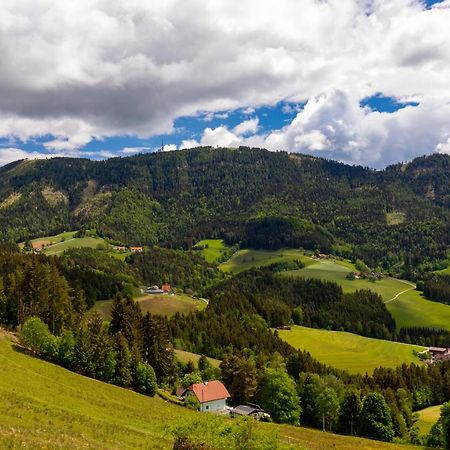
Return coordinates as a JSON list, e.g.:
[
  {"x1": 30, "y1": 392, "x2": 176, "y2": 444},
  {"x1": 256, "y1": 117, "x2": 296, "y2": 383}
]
[{"x1": 188, "y1": 380, "x2": 230, "y2": 403}]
